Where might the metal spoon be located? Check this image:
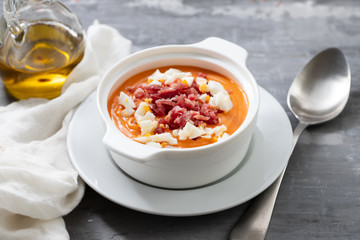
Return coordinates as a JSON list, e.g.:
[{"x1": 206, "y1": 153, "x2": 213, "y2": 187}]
[{"x1": 230, "y1": 48, "x2": 351, "y2": 240}]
